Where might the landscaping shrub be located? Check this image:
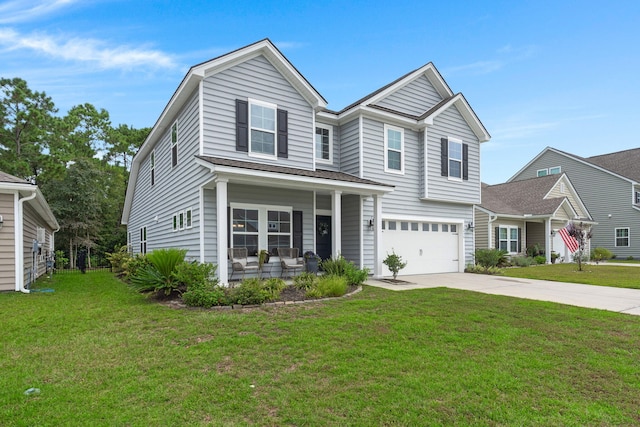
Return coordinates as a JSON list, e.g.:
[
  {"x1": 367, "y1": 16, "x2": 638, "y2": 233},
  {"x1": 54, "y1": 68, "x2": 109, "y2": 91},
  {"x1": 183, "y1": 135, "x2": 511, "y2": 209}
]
[
  {"x1": 316, "y1": 275, "x2": 348, "y2": 297},
  {"x1": 294, "y1": 272, "x2": 318, "y2": 290},
  {"x1": 510, "y1": 256, "x2": 534, "y2": 267},
  {"x1": 590, "y1": 247, "x2": 613, "y2": 263},
  {"x1": 474, "y1": 248, "x2": 508, "y2": 268},
  {"x1": 227, "y1": 278, "x2": 270, "y2": 305},
  {"x1": 534, "y1": 255, "x2": 547, "y2": 265},
  {"x1": 129, "y1": 248, "x2": 187, "y2": 295},
  {"x1": 383, "y1": 250, "x2": 407, "y2": 280}
]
